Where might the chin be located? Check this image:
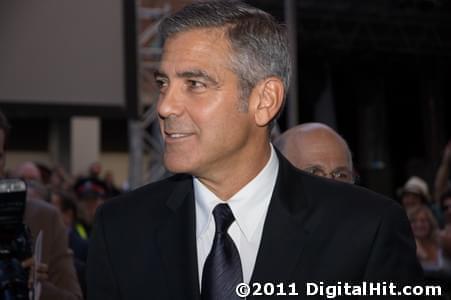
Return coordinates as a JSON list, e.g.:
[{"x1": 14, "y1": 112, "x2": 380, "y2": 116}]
[{"x1": 164, "y1": 156, "x2": 194, "y2": 174}]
